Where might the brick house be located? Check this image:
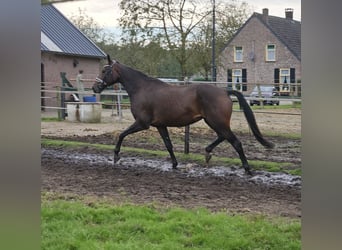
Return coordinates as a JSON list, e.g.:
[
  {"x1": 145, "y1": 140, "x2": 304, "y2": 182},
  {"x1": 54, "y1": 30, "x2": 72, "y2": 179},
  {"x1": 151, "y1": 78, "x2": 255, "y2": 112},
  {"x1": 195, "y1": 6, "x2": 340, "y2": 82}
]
[
  {"x1": 217, "y1": 8, "x2": 301, "y2": 96},
  {"x1": 41, "y1": 4, "x2": 106, "y2": 108}
]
